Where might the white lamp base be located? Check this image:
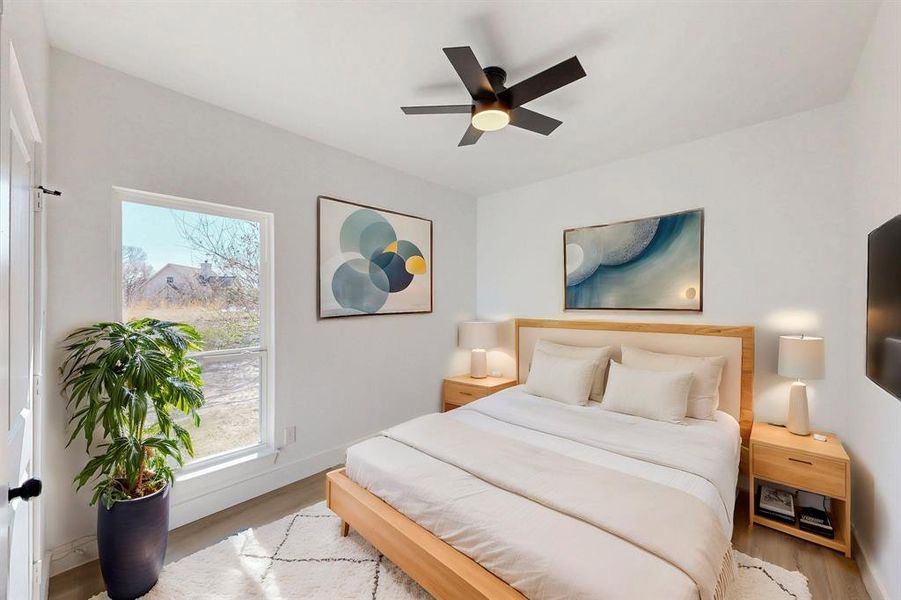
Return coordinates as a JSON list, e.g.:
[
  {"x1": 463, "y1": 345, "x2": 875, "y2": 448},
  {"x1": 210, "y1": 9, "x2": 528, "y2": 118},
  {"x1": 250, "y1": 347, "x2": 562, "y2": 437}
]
[
  {"x1": 787, "y1": 381, "x2": 810, "y2": 436},
  {"x1": 470, "y1": 349, "x2": 487, "y2": 379}
]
